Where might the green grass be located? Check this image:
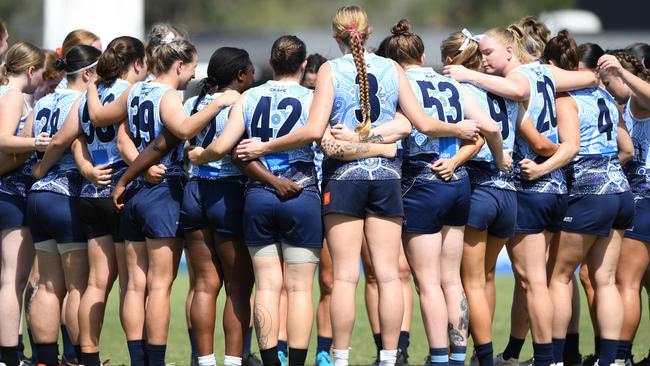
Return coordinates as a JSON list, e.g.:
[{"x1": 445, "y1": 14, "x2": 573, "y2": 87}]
[{"x1": 23, "y1": 274, "x2": 650, "y2": 366}]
